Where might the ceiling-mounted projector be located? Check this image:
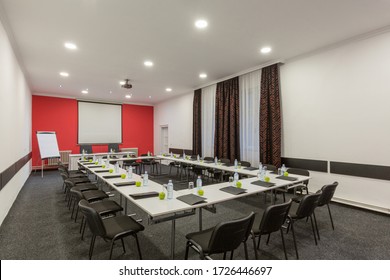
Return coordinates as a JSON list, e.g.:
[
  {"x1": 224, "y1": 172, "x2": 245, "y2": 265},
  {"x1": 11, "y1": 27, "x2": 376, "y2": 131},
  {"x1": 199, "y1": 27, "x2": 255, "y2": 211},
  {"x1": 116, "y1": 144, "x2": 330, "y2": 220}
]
[{"x1": 121, "y1": 79, "x2": 132, "y2": 89}]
